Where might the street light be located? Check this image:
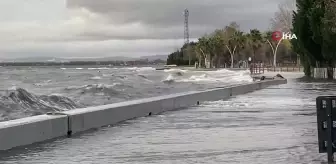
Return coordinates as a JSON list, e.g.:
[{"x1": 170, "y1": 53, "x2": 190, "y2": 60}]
[{"x1": 248, "y1": 57, "x2": 253, "y2": 74}]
